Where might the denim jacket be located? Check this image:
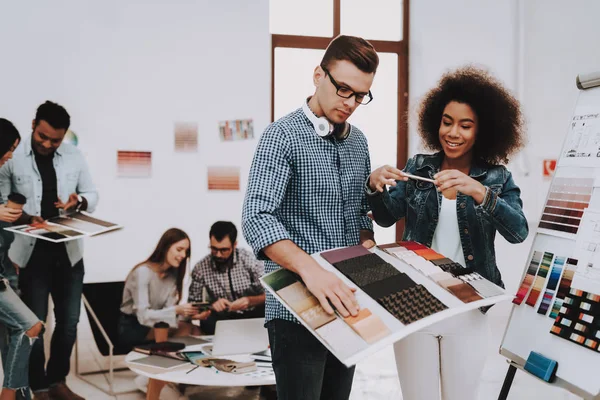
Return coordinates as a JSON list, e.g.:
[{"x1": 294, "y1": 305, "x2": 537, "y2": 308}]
[{"x1": 367, "y1": 152, "x2": 528, "y2": 286}]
